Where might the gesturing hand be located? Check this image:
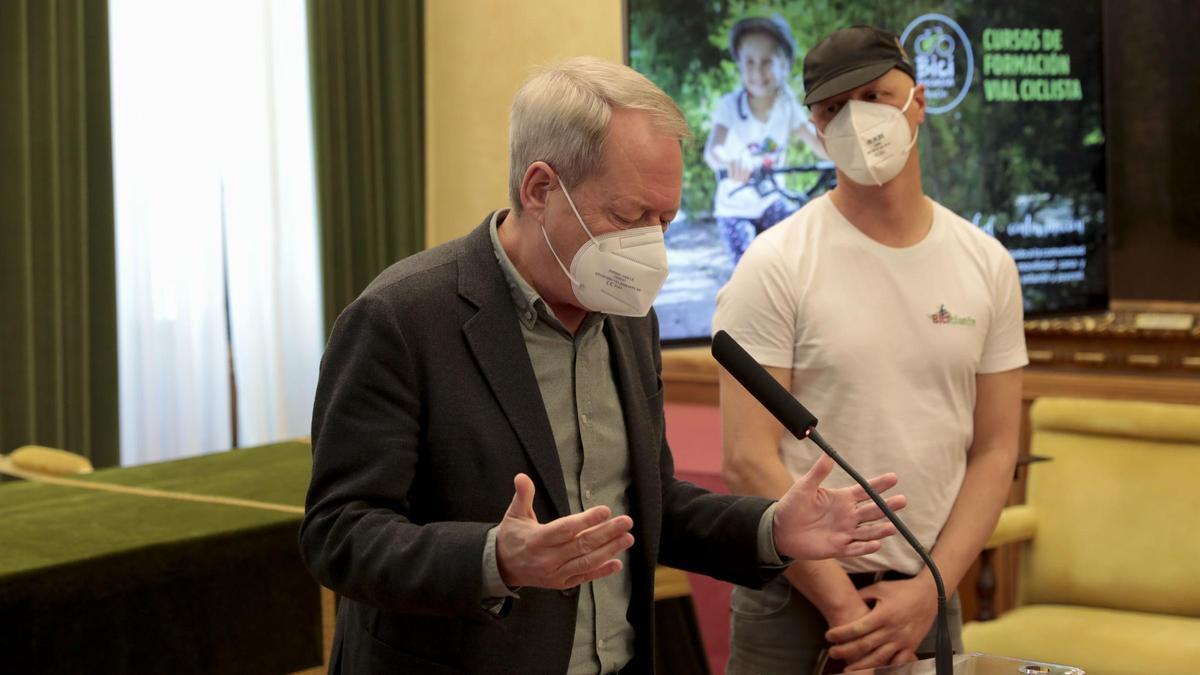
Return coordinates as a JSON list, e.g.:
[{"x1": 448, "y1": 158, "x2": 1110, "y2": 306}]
[
  {"x1": 773, "y1": 455, "x2": 906, "y2": 560},
  {"x1": 496, "y1": 473, "x2": 635, "y2": 590}
]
